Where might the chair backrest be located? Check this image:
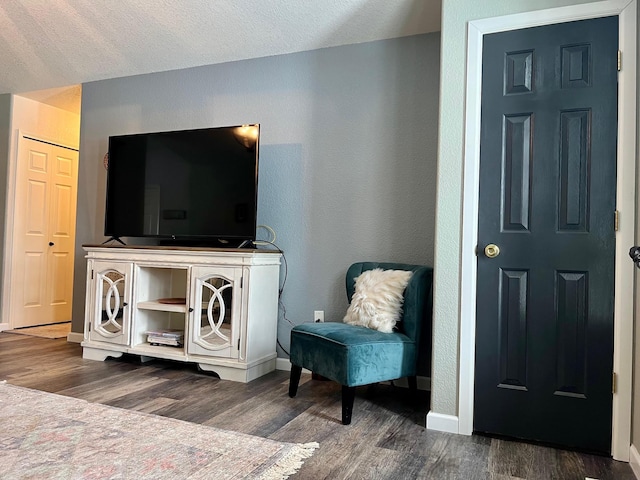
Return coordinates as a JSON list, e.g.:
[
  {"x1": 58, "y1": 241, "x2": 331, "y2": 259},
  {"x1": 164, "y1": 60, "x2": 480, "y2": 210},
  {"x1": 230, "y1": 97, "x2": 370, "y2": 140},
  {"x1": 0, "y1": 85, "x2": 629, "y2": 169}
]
[{"x1": 345, "y1": 262, "x2": 433, "y2": 343}]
